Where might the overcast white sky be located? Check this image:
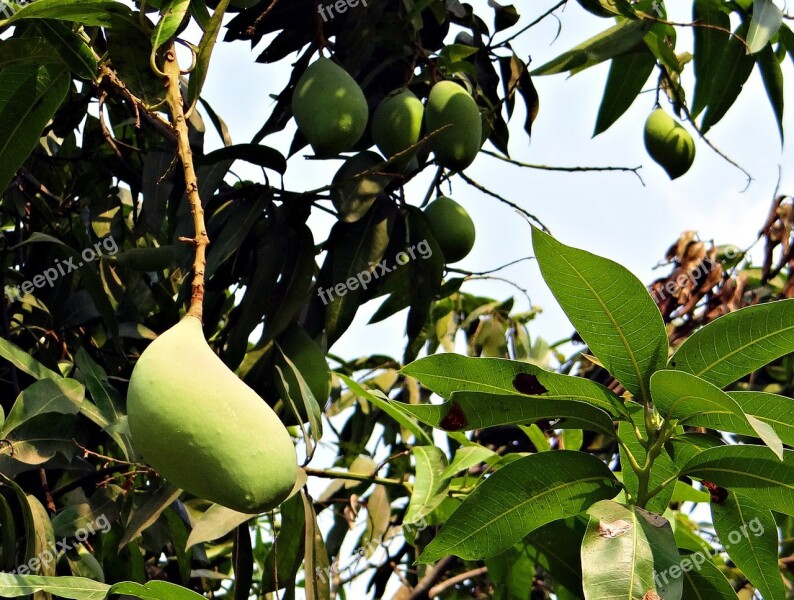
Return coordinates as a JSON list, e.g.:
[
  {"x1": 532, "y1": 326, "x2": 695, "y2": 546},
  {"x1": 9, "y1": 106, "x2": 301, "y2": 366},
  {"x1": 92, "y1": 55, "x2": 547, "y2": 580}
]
[{"x1": 188, "y1": 0, "x2": 794, "y2": 364}]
